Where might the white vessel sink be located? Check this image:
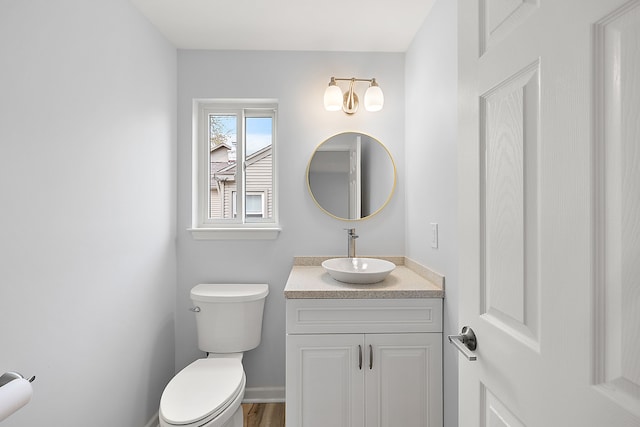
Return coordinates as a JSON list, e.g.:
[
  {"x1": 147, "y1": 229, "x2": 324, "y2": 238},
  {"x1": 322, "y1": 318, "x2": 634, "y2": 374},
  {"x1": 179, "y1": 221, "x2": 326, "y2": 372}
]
[{"x1": 321, "y1": 258, "x2": 396, "y2": 284}]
